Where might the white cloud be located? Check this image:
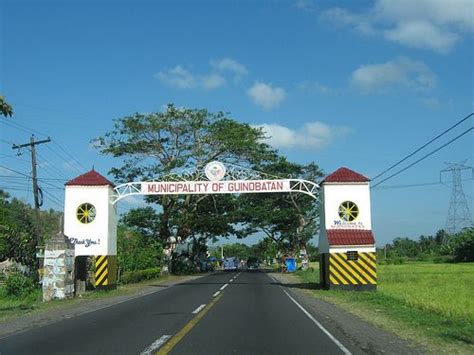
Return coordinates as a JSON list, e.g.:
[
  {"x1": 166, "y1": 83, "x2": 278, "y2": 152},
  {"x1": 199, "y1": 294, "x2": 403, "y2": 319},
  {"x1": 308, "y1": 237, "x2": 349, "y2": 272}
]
[
  {"x1": 319, "y1": 0, "x2": 473, "y2": 53},
  {"x1": 155, "y1": 65, "x2": 226, "y2": 90},
  {"x1": 254, "y1": 121, "x2": 352, "y2": 150},
  {"x1": 384, "y1": 20, "x2": 460, "y2": 53},
  {"x1": 320, "y1": 7, "x2": 376, "y2": 35},
  {"x1": 350, "y1": 57, "x2": 436, "y2": 94},
  {"x1": 201, "y1": 74, "x2": 227, "y2": 90},
  {"x1": 247, "y1": 82, "x2": 286, "y2": 110},
  {"x1": 155, "y1": 65, "x2": 196, "y2": 89},
  {"x1": 211, "y1": 58, "x2": 248, "y2": 83},
  {"x1": 211, "y1": 58, "x2": 248, "y2": 76},
  {"x1": 373, "y1": 0, "x2": 474, "y2": 30},
  {"x1": 419, "y1": 97, "x2": 441, "y2": 109},
  {"x1": 294, "y1": 0, "x2": 318, "y2": 12}
]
